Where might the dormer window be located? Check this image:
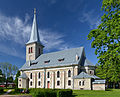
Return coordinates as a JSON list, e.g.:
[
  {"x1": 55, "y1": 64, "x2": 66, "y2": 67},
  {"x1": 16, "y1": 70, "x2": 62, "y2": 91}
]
[
  {"x1": 58, "y1": 58, "x2": 64, "y2": 62},
  {"x1": 76, "y1": 54, "x2": 79, "y2": 61},
  {"x1": 44, "y1": 60, "x2": 50, "y2": 64},
  {"x1": 30, "y1": 62, "x2": 38, "y2": 66}
]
